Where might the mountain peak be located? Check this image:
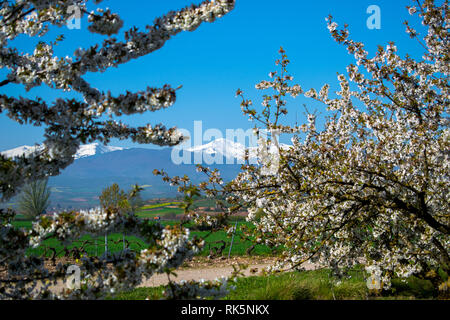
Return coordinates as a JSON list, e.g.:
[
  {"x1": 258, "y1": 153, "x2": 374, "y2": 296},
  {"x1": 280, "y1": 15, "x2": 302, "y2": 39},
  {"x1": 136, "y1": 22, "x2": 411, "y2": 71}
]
[
  {"x1": 186, "y1": 138, "x2": 292, "y2": 159},
  {"x1": 187, "y1": 138, "x2": 246, "y2": 158},
  {"x1": 1, "y1": 143, "x2": 125, "y2": 160},
  {"x1": 75, "y1": 143, "x2": 124, "y2": 159},
  {"x1": 0, "y1": 145, "x2": 41, "y2": 158}
]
